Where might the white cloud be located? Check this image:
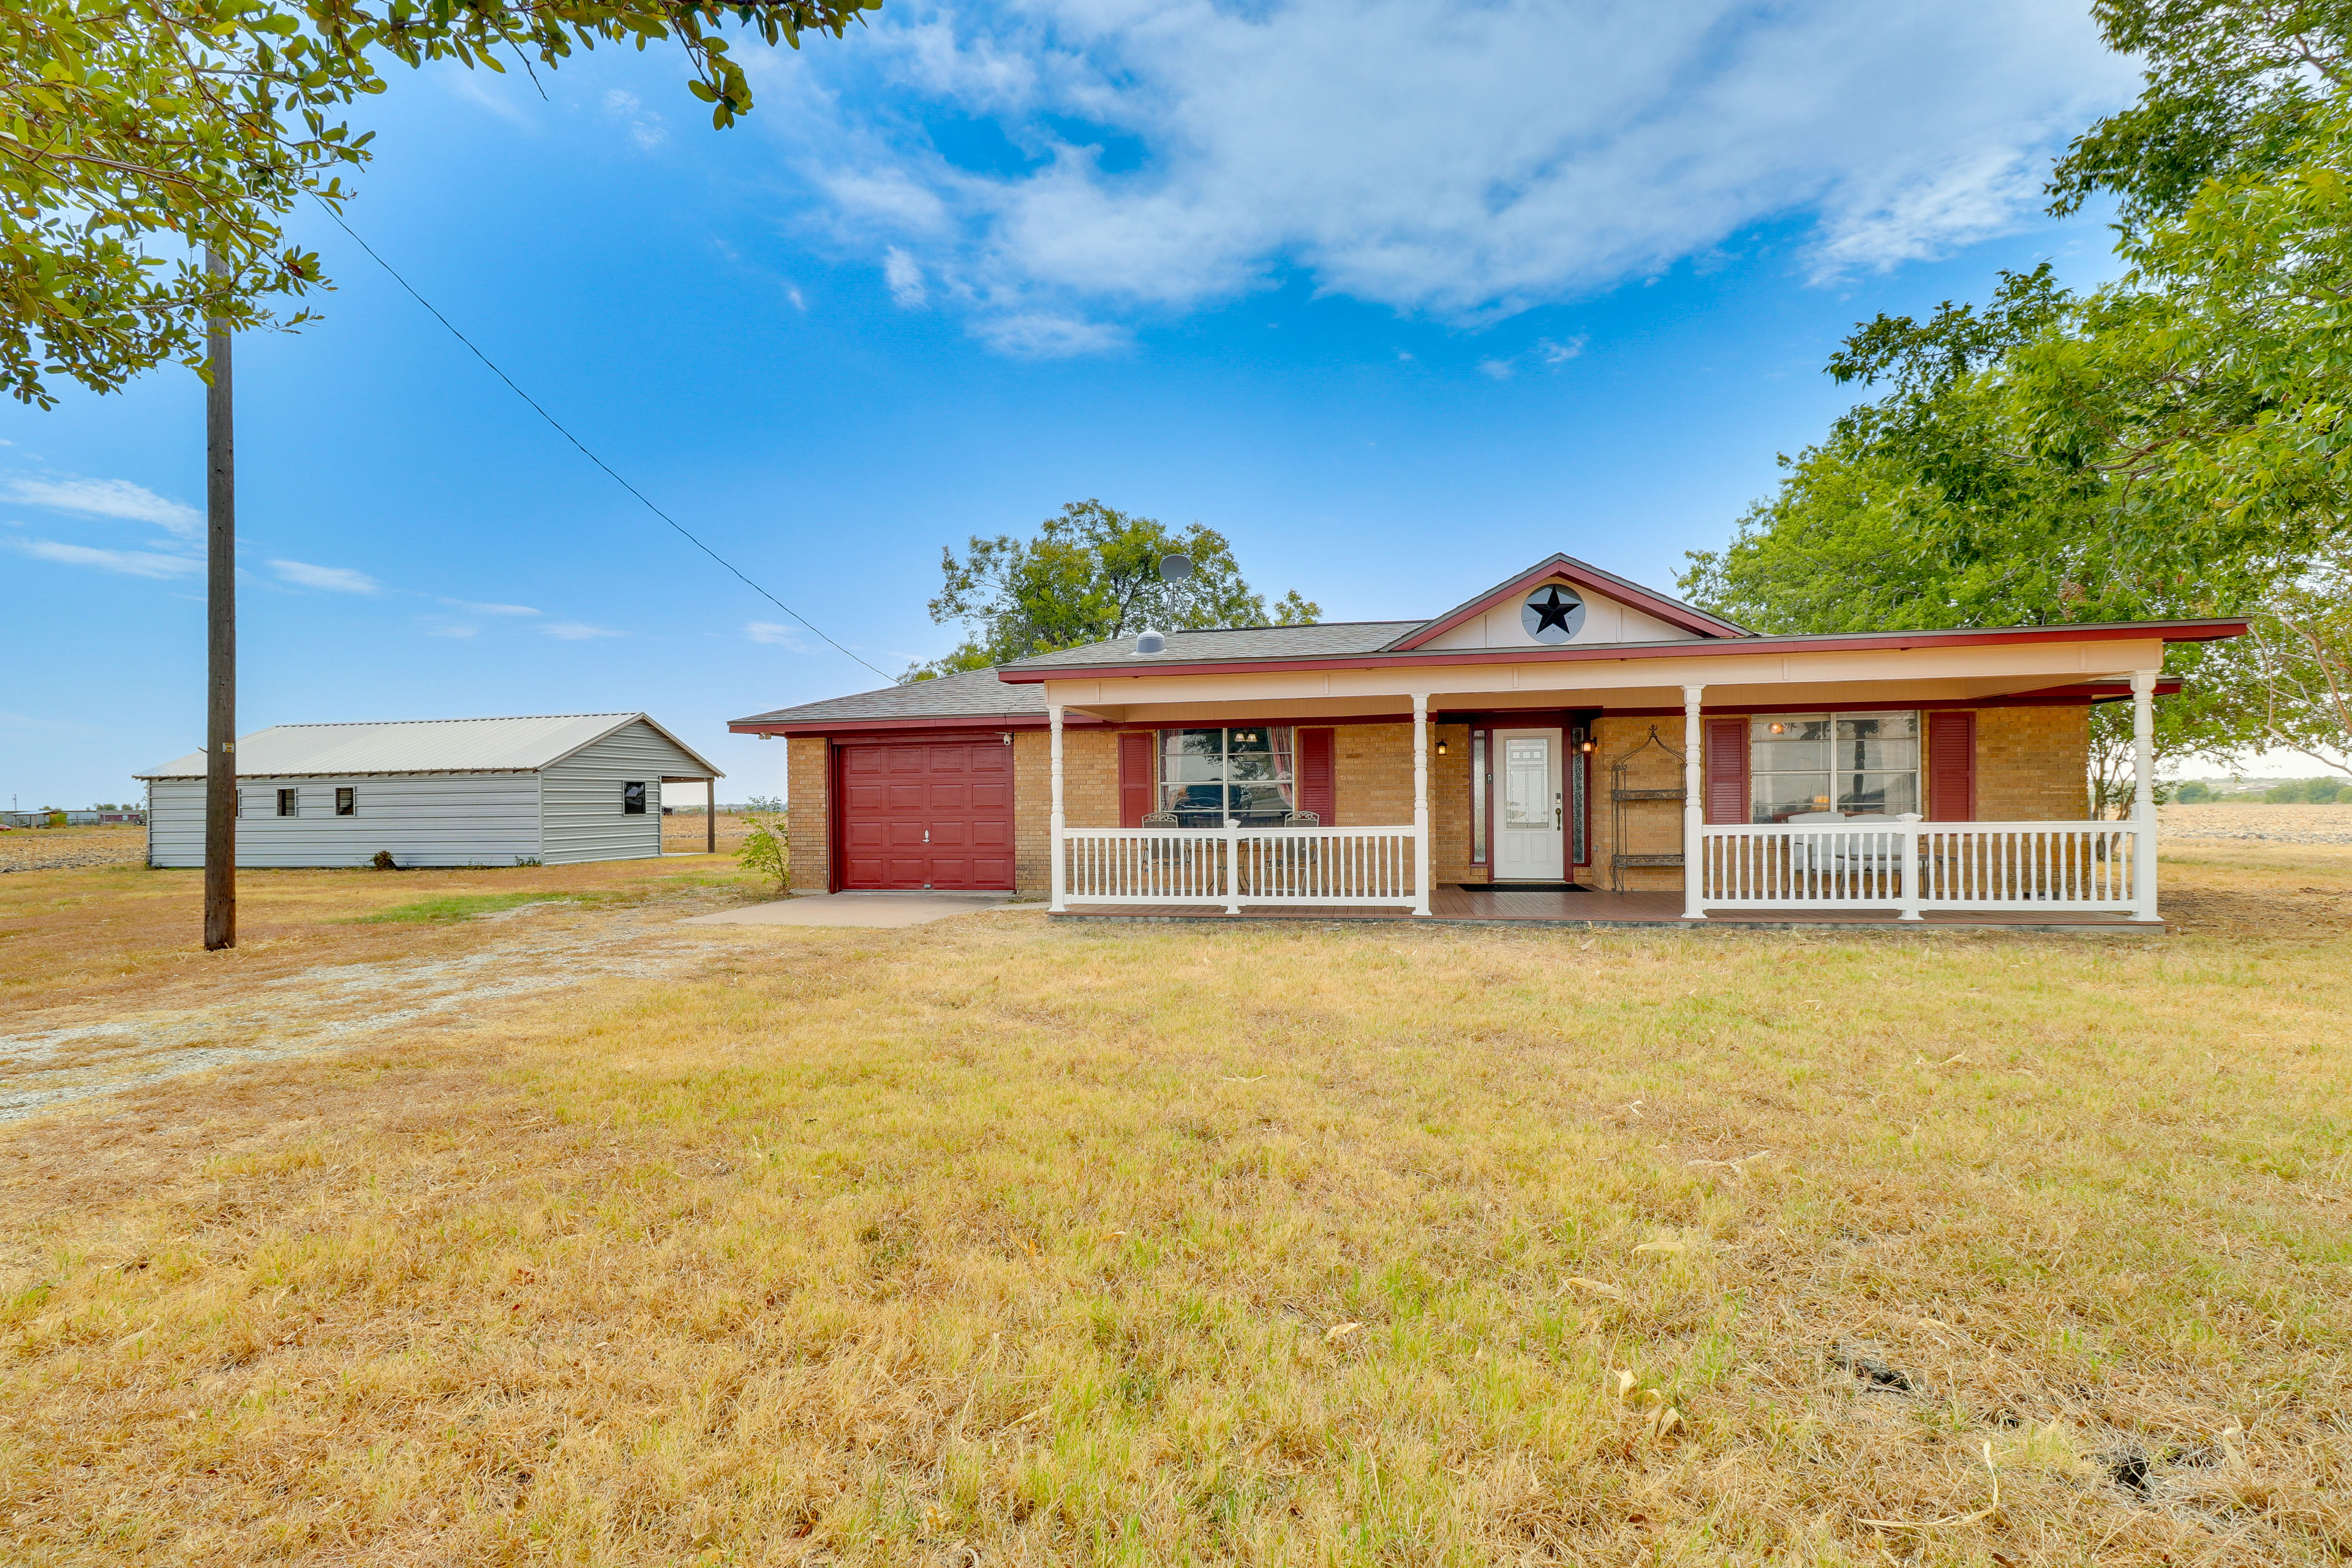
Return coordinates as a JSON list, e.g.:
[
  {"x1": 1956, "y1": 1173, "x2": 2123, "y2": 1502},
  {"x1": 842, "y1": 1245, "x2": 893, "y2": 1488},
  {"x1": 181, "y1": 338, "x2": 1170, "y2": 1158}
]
[
  {"x1": 1477, "y1": 357, "x2": 1513, "y2": 380},
  {"x1": 440, "y1": 598, "x2": 542, "y2": 617},
  {"x1": 540, "y1": 620, "x2": 622, "y2": 641},
  {"x1": 746, "y1": 620, "x2": 811, "y2": 649},
  {"x1": 423, "y1": 624, "x2": 480, "y2": 639},
  {"x1": 603, "y1": 86, "x2": 668, "y2": 149},
  {"x1": 1537, "y1": 335, "x2": 1587, "y2": 366},
  {"x1": 445, "y1": 70, "x2": 534, "y2": 128},
  {"x1": 974, "y1": 311, "x2": 1127, "y2": 357},
  {"x1": 777, "y1": 0, "x2": 2137, "y2": 348},
  {"x1": 6, "y1": 538, "x2": 200, "y2": 578},
  {"x1": 271, "y1": 559, "x2": 379, "y2": 594},
  {"x1": 883, "y1": 246, "x2": 928, "y2": 306},
  {"x1": 7, "y1": 476, "x2": 202, "y2": 537}
]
